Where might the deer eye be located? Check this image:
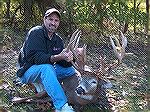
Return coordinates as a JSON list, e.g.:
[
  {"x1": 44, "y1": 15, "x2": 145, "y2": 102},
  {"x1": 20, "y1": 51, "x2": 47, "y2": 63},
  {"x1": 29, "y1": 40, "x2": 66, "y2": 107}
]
[
  {"x1": 92, "y1": 81, "x2": 97, "y2": 84},
  {"x1": 90, "y1": 79, "x2": 97, "y2": 84}
]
